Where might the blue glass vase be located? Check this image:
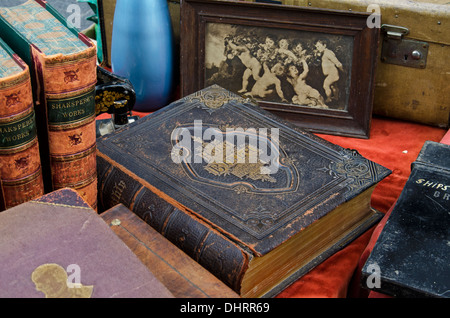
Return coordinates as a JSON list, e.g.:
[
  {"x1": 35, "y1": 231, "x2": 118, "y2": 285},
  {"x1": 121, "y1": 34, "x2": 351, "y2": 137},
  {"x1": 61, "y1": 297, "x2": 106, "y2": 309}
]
[{"x1": 111, "y1": 0, "x2": 174, "y2": 112}]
